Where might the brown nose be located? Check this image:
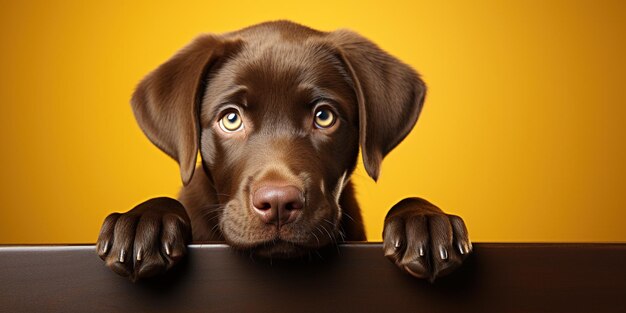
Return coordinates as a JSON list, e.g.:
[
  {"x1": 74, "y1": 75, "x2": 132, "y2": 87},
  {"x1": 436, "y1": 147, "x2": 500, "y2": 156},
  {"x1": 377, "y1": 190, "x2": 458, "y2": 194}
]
[{"x1": 252, "y1": 185, "x2": 303, "y2": 226}]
